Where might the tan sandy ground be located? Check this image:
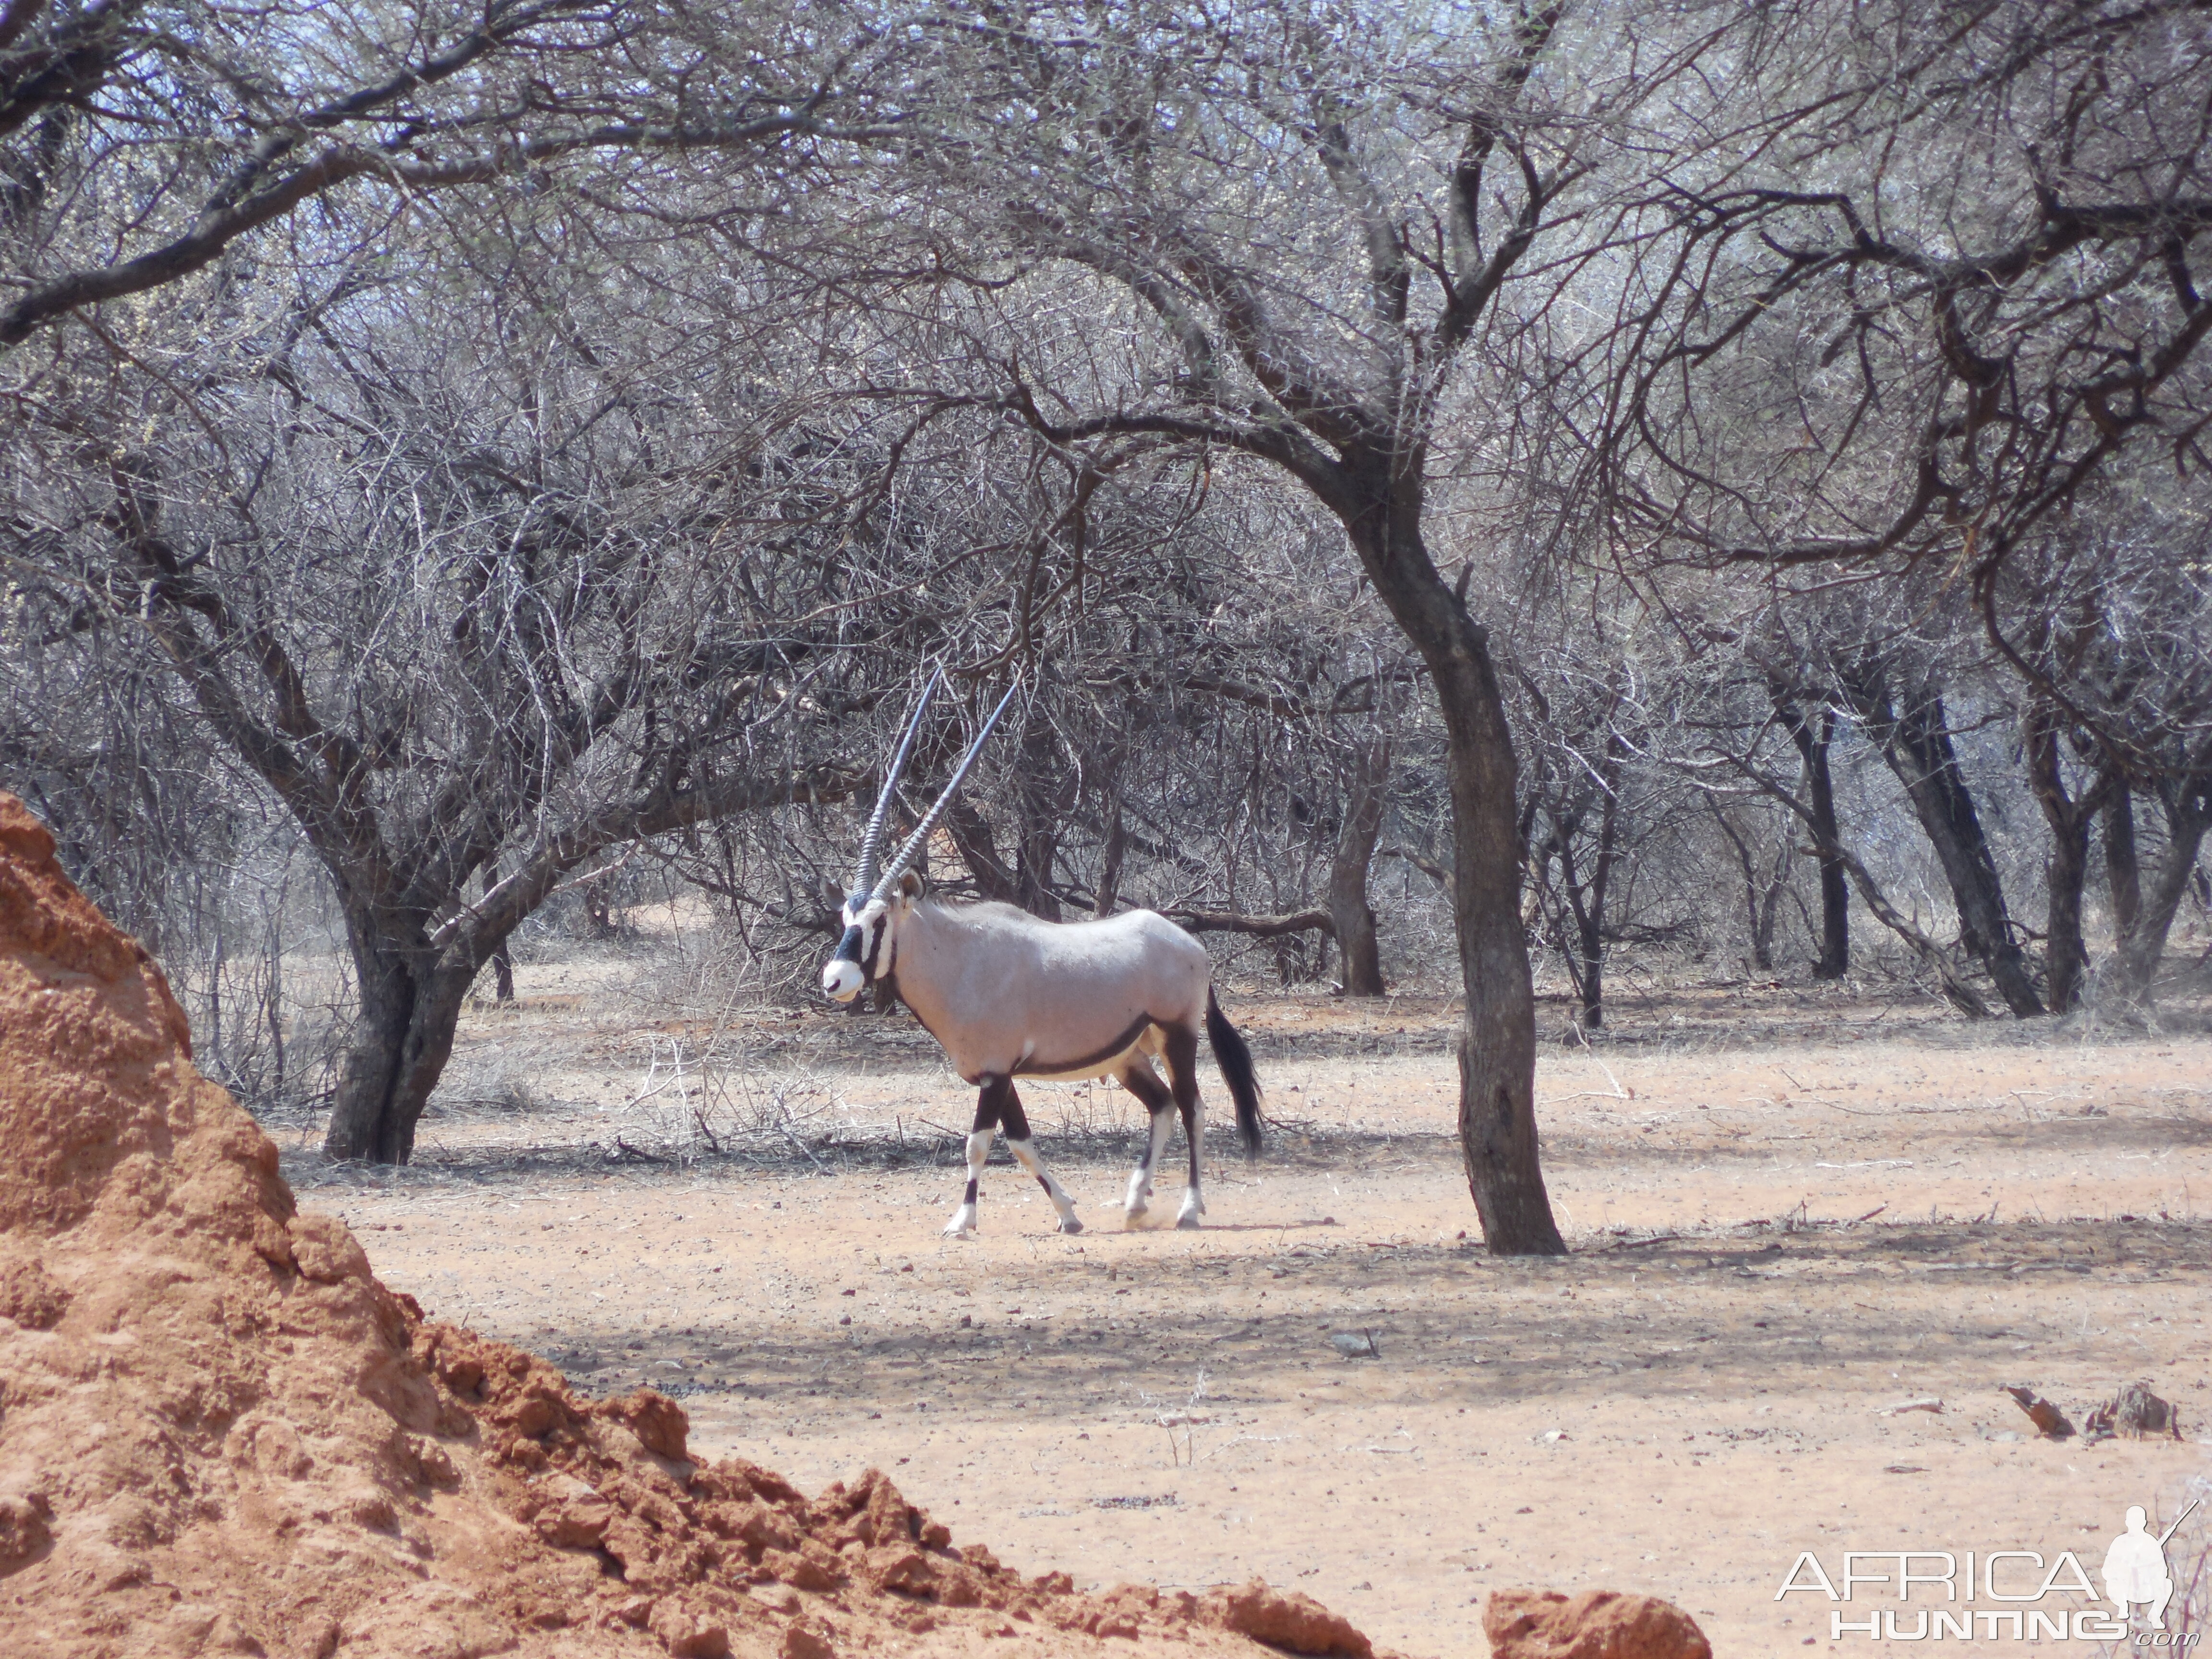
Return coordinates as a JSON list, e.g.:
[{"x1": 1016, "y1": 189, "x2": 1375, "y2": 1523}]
[{"x1": 284, "y1": 973, "x2": 2212, "y2": 1657}]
